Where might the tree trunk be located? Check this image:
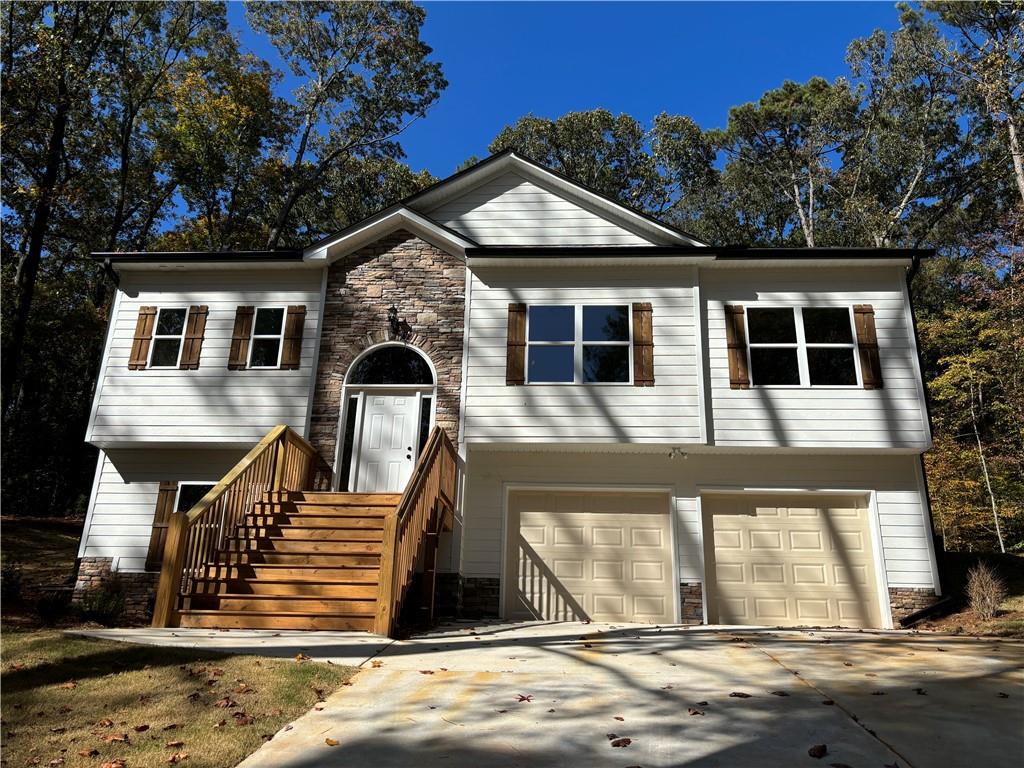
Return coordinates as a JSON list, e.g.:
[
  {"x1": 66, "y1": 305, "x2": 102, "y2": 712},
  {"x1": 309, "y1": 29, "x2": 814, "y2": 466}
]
[
  {"x1": 969, "y1": 382, "x2": 1005, "y2": 553},
  {"x1": 1005, "y1": 113, "x2": 1024, "y2": 206}
]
